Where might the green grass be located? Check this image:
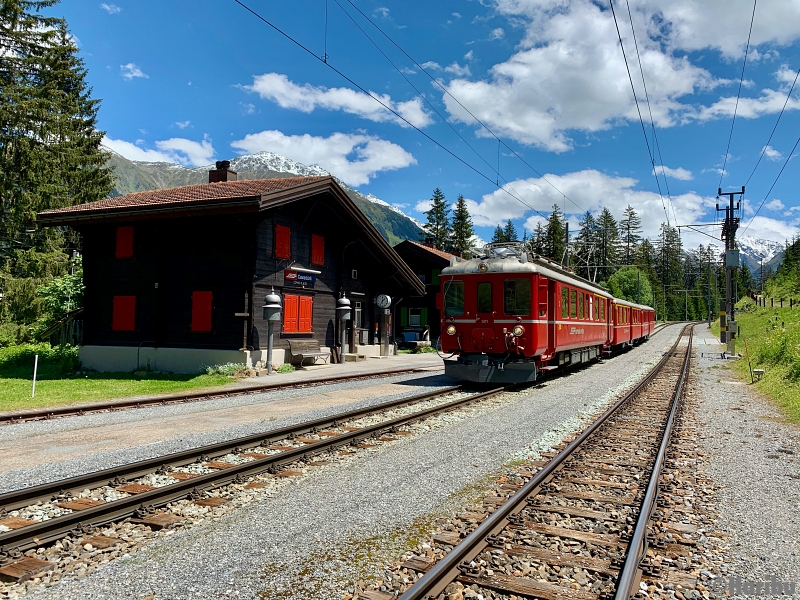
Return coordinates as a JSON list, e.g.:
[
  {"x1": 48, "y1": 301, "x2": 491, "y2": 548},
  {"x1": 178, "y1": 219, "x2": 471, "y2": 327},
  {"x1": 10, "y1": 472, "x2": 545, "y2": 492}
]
[
  {"x1": 0, "y1": 343, "x2": 230, "y2": 412},
  {"x1": 718, "y1": 301, "x2": 800, "y2": 424}
]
